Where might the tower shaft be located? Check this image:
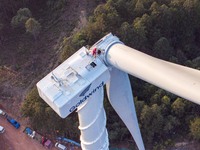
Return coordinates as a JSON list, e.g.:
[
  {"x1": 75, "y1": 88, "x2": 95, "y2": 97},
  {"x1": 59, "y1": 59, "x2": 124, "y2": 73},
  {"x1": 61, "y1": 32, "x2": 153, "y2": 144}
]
[{"x1": 77, "y1": 86, "x2": 109, "y2": 150}]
